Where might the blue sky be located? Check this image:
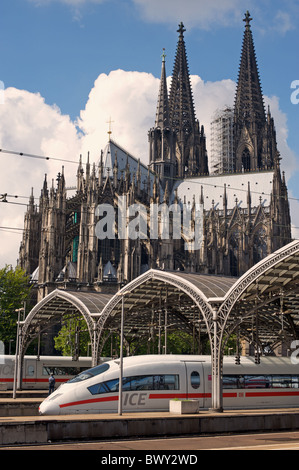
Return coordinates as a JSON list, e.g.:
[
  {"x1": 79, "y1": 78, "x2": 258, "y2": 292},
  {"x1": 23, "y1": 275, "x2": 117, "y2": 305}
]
[
  {"x1": 2, "y1": 0, "x2": 299, "y2": 121},
  {"x1": 0, "y1": 0, "x2": 298, "y2": 266}
]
